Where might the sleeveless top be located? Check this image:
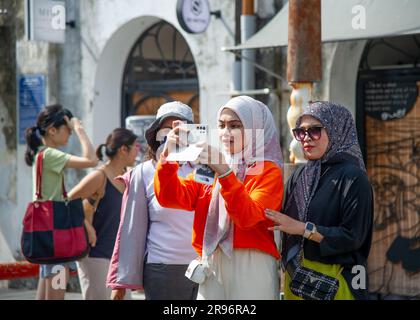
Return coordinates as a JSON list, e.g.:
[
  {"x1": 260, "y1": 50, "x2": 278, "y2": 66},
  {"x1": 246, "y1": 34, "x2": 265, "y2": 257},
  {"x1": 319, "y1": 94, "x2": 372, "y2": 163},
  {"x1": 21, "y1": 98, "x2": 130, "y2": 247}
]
[{"x1": 89, "y1": 178, "x2": 123, "y2": 259}]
